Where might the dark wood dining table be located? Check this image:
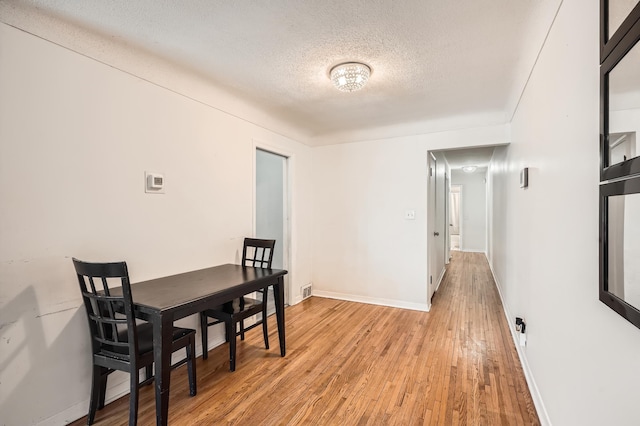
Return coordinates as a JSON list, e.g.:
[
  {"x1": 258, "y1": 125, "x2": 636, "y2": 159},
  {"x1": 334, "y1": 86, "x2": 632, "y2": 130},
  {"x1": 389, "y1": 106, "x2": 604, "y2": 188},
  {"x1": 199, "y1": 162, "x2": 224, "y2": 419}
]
[{"x1": 113, "y1": 263, "x2": 288, "y2": 426}]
